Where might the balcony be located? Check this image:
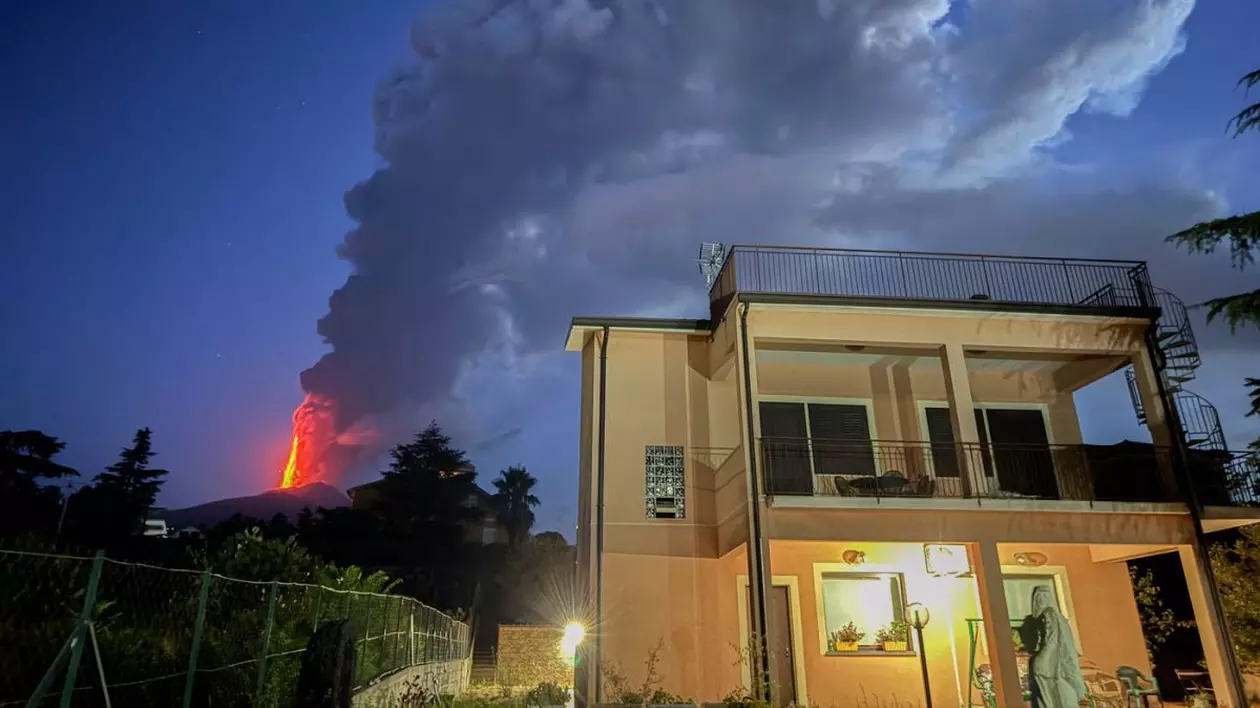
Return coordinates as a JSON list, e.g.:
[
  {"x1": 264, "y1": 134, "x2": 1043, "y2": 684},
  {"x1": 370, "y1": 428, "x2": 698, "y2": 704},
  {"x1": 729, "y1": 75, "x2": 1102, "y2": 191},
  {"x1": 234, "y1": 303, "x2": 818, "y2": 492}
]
[
  {"x1": 758, "y1": 437, "x2": 1213, "y2": 506},
  {"x1": 708, "y1": 245, "x2": 1155, "y2": 319}
]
